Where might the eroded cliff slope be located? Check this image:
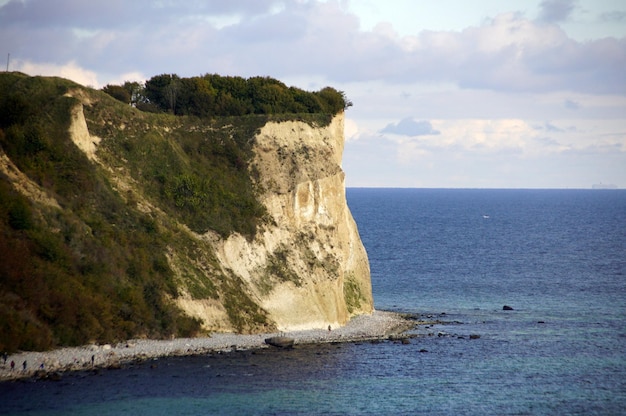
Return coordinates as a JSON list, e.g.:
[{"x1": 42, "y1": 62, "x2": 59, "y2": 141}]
[{"x1": 0, "y1": 73, "x2": 372, "y2": 351}]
